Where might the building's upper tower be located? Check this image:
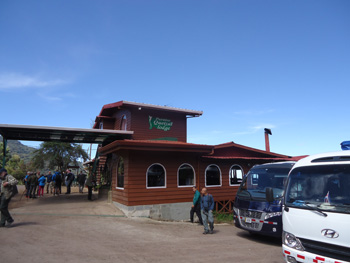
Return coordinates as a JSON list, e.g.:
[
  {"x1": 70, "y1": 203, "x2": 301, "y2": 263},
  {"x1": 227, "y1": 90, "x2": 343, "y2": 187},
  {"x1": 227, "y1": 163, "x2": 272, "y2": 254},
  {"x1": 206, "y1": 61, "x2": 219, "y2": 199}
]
[{"x1": 93, "y1": 101, "x2": 202, "y2": 142}]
